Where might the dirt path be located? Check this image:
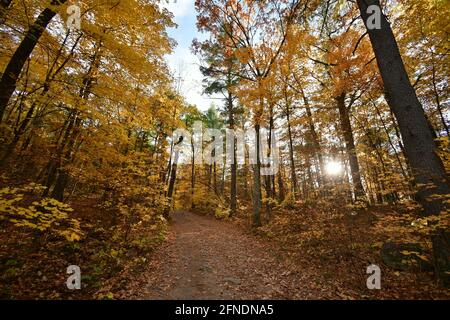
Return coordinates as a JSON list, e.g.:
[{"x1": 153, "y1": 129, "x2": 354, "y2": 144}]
[{"x1": 123, "y1": 211, "x2": 328, "y2": 300}]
